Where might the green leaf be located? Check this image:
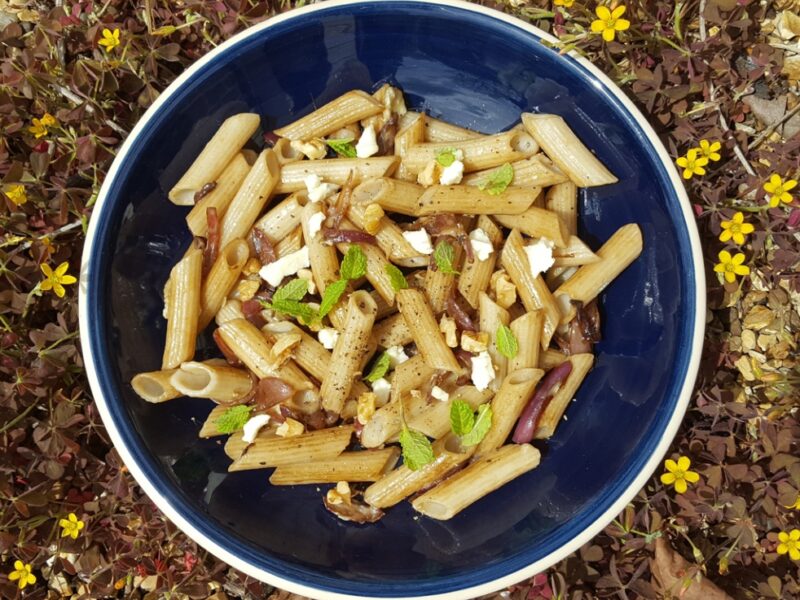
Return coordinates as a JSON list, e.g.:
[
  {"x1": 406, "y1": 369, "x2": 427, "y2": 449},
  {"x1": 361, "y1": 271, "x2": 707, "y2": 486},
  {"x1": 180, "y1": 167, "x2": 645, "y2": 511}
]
[
  {"x1": 268, "y1": 299, "x2": 318, "y2": 324},
  {"x1": 434, "y1": 241, "x2": 459, "y2": 275},
  {"x1": 399, "y1": 426, "x2": 435, "y2": 470},
  {"x1": 340, "y1": 245, "x2": 367, "y2": 280},
  {"x1": 364, "y1": 352, "x2": 391, "y2": 383},
  {"x1": 449, "y1": 399, "x2": 475, "y2": 437},
  {"x1": 477, "y1": 162, "x2": 514, "y2": 196},
  {"x1": 216, "y1": 405, "x2": 252, "y2": 434},
  {"x1": 385, "y1": 264, "x2": 408, "y2": 291},
  {"x1": 326, "y1": 138, "x2": 357, "y2": 158},
  {"x1": 318, "y1": 278, "x2": 348, "y2": 319},
  {"x1": 272, "y1": 278, "x2": 309, "y2": 303},
  {"x1": 461, "y1": 404, "x2": 493, "y2": 446},
  {"x1": 436, "y1": 147, "x2": 457, "y2": 167},
  {"x1": 496, "y1": 324, "x2": 519, "y2": 359}
]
